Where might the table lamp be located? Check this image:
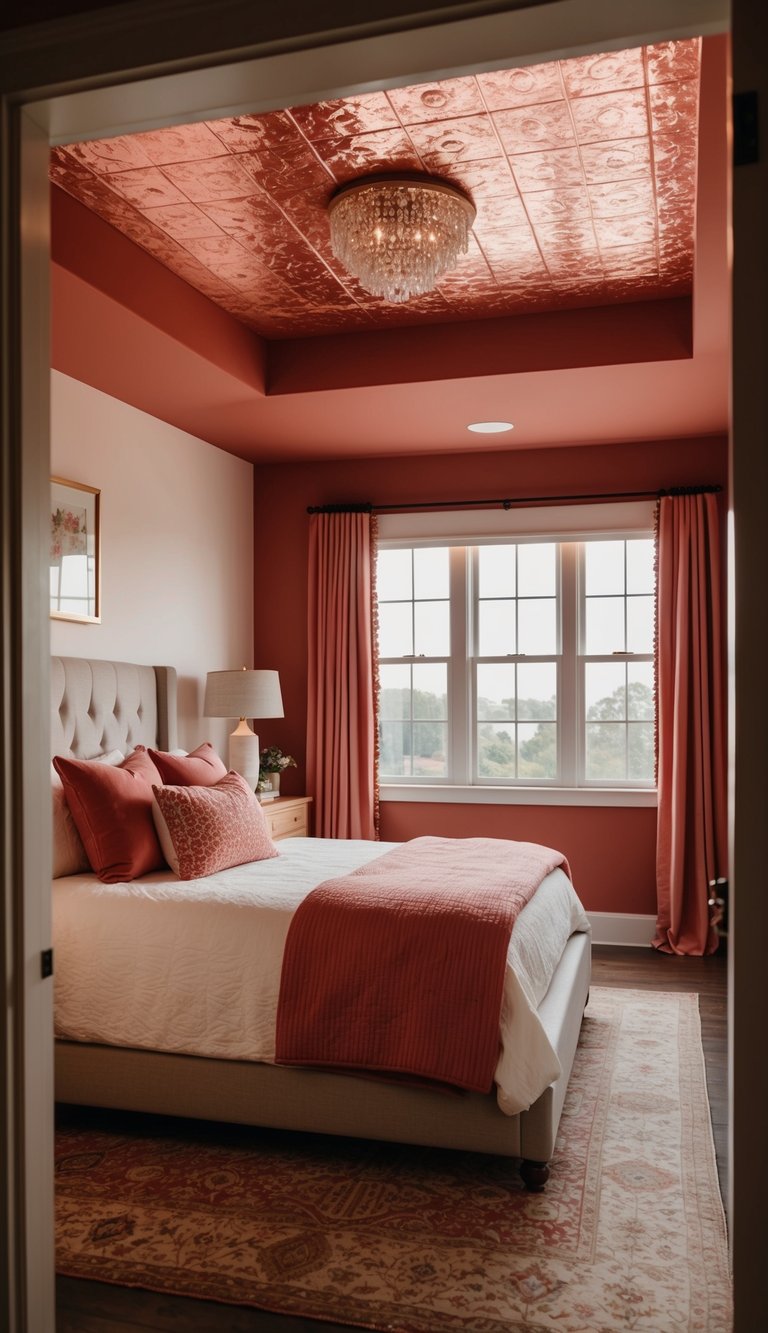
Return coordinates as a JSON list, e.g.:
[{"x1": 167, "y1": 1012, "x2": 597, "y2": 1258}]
[{"x1": 203, "y1": 668, "x2": 284, "y2": 789}]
